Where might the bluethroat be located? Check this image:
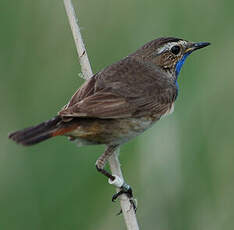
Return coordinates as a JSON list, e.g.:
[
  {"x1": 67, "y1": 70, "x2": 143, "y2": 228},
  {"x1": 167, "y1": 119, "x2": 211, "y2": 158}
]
[{"x1": 9, "y1": 37, "x2": 210, "y2": 210}]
